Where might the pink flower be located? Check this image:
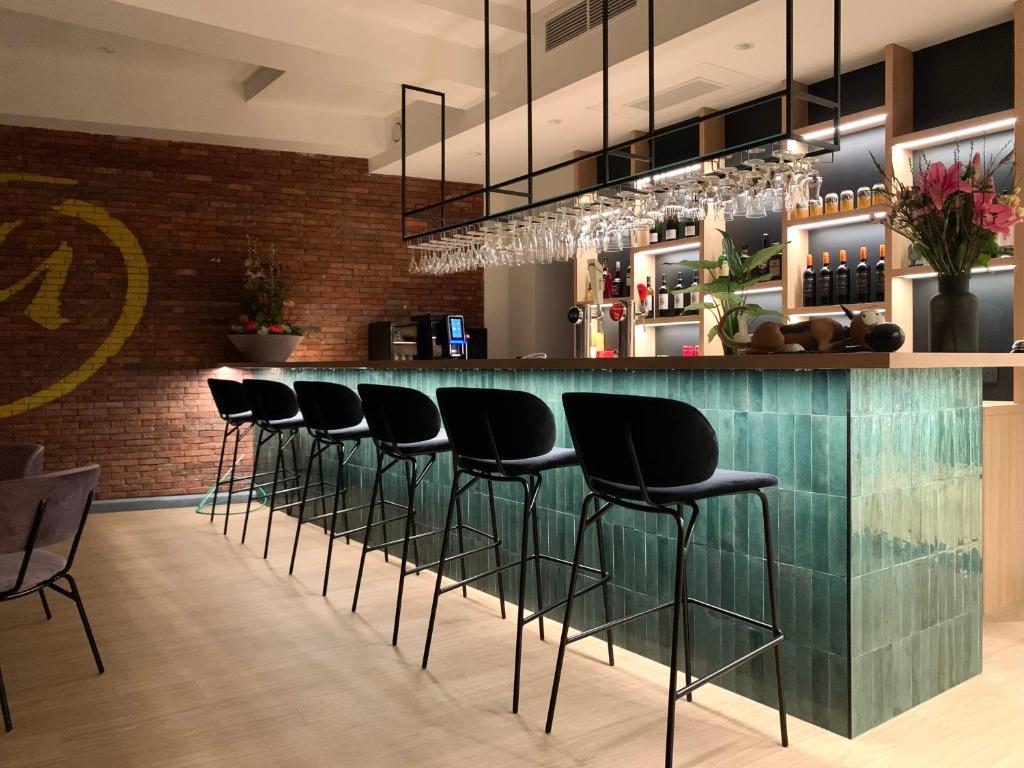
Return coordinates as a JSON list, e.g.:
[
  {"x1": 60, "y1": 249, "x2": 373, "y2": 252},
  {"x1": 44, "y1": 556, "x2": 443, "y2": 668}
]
[
  {"x1": 972, "y1": 192, "x2": 1021, "y2": 236},
  {"x1": 920, "y1": 161, "x2": 971, "y2": 209}
]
